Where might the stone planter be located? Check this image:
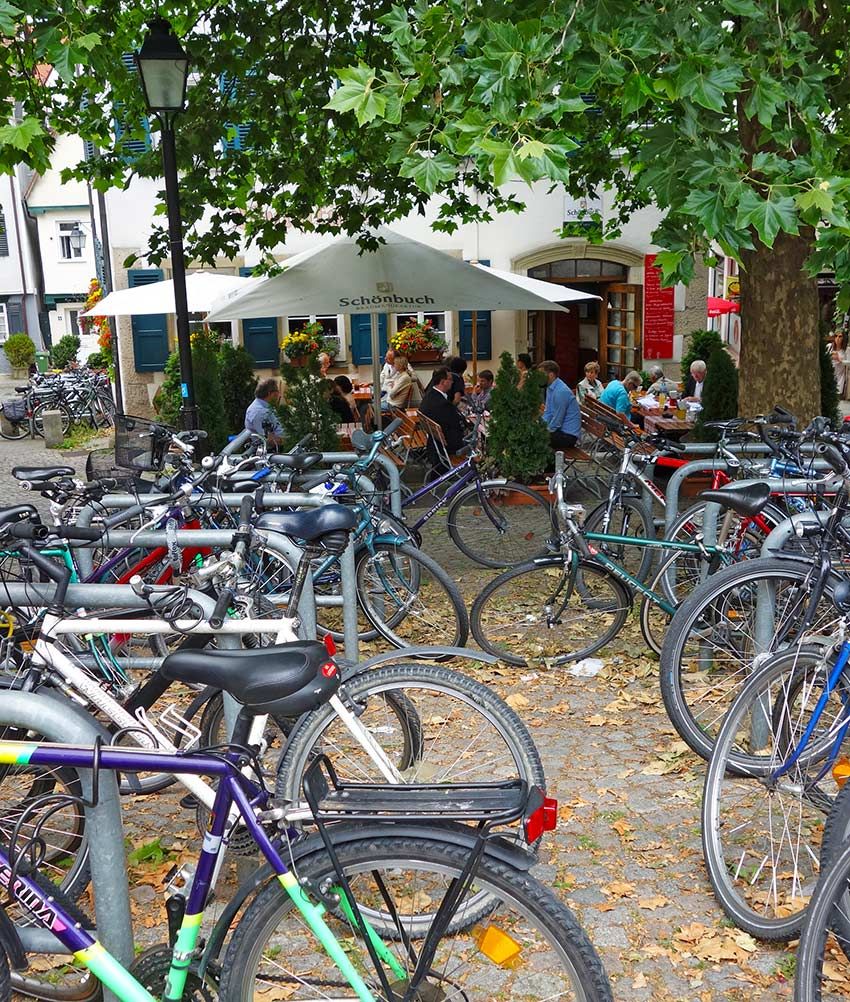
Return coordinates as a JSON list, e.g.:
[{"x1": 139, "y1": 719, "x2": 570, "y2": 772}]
[
  {"x1": 501, "y1": 482, "x2": 554, "y2": 504},
  {"x1": 10, "y1": 366, "x2": 29, "y2": 380}
]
